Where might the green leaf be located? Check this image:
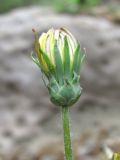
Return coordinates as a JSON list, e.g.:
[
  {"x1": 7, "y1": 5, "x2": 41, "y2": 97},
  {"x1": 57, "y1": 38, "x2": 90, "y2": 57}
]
[
  {"x1": 72, "y1": 44, "x2": 80, "y2": 74},
  {"x1": 72, "y1": 44, "x2": 85, "y2": 74},
  {"x1": 54, "y1": 40, "x2": 64, "y2": 84},
  {"x1": 63, "y1": 36, "x2": 71, "y2": 79}
]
